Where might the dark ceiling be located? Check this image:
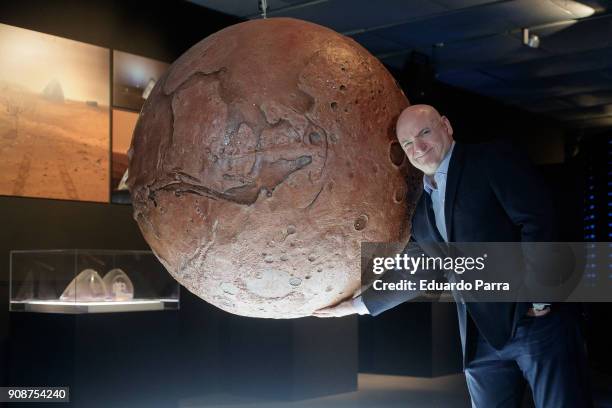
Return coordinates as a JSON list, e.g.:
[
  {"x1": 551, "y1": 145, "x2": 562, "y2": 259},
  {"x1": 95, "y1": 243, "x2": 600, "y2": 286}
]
[{"x1": 187, "y1": 0, "x2": 612, "y2": 131}]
